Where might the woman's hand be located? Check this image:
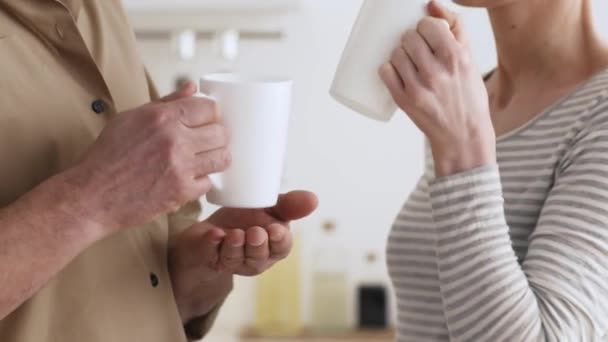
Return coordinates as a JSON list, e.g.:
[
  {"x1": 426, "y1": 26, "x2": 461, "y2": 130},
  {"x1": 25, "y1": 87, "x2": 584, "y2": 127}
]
[{"x1": 379, "y1": 0, "x2": 496, "y2": 177}]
